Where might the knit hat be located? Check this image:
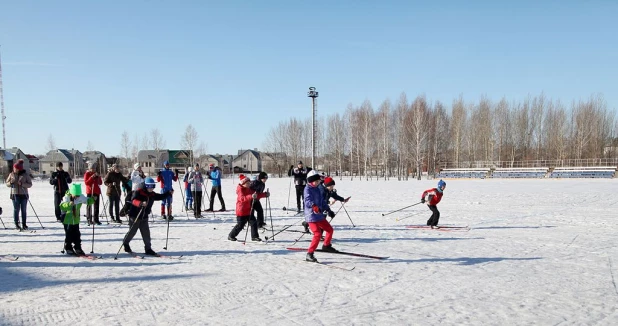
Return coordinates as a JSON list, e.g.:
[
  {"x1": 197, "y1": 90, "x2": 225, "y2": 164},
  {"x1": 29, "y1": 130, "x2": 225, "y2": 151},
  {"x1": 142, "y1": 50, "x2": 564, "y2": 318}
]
[
  {"x1": 298, "y1": 161, "x2": 303, "y2": 165},
  {"x1": 163, "y1": 160, "x2": 169, "y2": 166},
  {"x1": 13, "y1": 162, "x2": 23, "y2": 170},
  {"x1": 324, "y1": 177, "x2": 335, "y2": 187},
  {"x1": 111, "y1": 163, "x2": 118, "y2": 169},
  {"x1": 69, "y1": 183, "x2": 82, "y2": 196},
  {"x1": 56, "y1": 162, "x2": 63, "y2": 167},
  {"x1": 187, "y1": 167, "x2": 193, "y2": 173},
  {"x1": 258, "y1": 172, "x2": 268, "y2": 180},
  {"x1": 239, "y1": 174, "x2": 250, "y2": 185},
  {"x1": 307, "y1": 170, "x2": 320, "y2": 183},
  {"x1": 88, "y1": 162, "x2": 96, "y2": 169},
  {"x1": 134, "y1": 163, "x2": 141, "y2": 170}
]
